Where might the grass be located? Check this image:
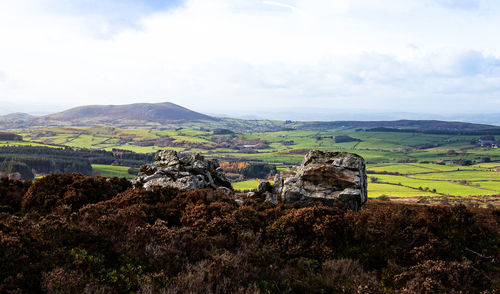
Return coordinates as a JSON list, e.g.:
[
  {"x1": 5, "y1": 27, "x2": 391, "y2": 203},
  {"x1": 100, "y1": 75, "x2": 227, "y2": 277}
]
[
  {"x1": 232, "y1": 179, "x2": 275, "y2": 191},
  {"x1": 368, "y1": 183, "x2": 439, "y2": 197},
  {"x1": 232, "y1": 180, "x2": 260, "y2": 191},
  {"x1": 368, "y1": 163, "x2": 437, "y2": 174},
  {"x1": 0, "y1": 140, "x2": 58, "y2": 148},
  {"x1": 470, "y1": 162, "x2": 500, "y2": 169},
  {"x1": 375, "y1": 174, "x2": 496, "y2": 196},
  {"x1": 92, "y1": 164, "x2": 134, "y2": 179},
  {"x1": 410, "y1": 170, "x2": 500, "y2": 181},
  {"x1": 471, "y1": 181, "x2": 500, "y2": 193}
]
